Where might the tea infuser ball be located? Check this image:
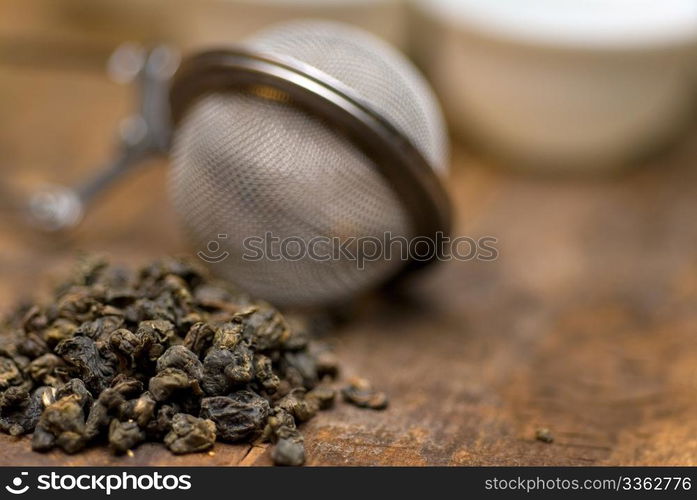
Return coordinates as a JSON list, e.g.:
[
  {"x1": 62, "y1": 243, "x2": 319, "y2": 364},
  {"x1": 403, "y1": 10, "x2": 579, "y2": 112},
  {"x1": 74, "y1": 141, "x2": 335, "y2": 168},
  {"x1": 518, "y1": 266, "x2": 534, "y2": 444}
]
[{"x1": 169, "y1": 20, "x2": 451, "y2": 307}]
